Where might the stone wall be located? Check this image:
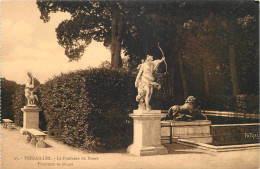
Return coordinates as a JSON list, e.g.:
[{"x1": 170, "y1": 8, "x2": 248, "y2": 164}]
[{"x1": 211, "y1": 123, "x2": 260, "y2": 145}]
